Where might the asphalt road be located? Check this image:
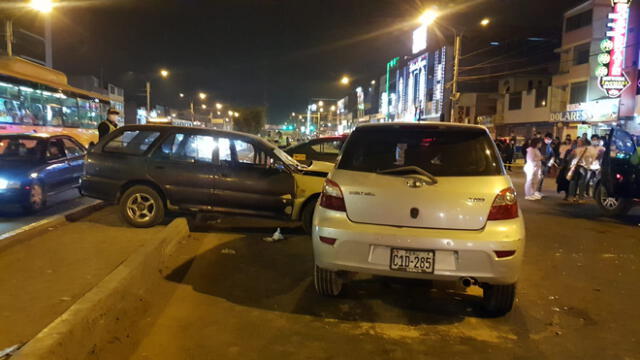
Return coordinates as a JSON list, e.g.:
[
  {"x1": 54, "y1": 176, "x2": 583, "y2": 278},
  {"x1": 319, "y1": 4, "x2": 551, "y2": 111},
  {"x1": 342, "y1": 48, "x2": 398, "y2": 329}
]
[
  {"x1": 0, "y1": 189, "x2": 98, "y2": 236},
  {"x1": 127, "y1": 174, "x2": 640, "y2": 360}
]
